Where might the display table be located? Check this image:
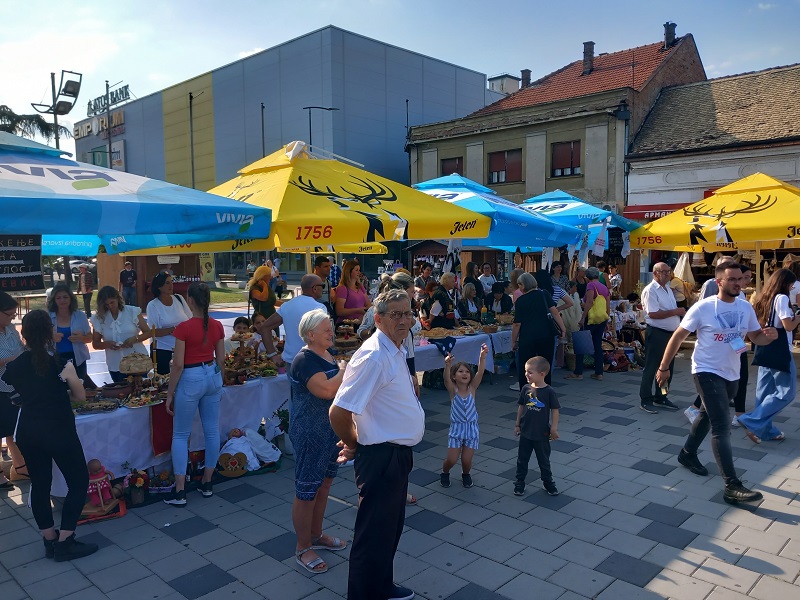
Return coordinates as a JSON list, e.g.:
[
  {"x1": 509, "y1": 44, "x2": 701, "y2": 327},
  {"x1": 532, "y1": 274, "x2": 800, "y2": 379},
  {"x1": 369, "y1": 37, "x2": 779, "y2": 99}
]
[
  {"x1": 414, "y1": 333, "x2": 495, "y2": 373},
  {"x1": 51, "y1": 375, "x2": 290, "y2": 496},
  {"x1": 489, "y1": 330, "x2": 513, "y2": 354}
]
